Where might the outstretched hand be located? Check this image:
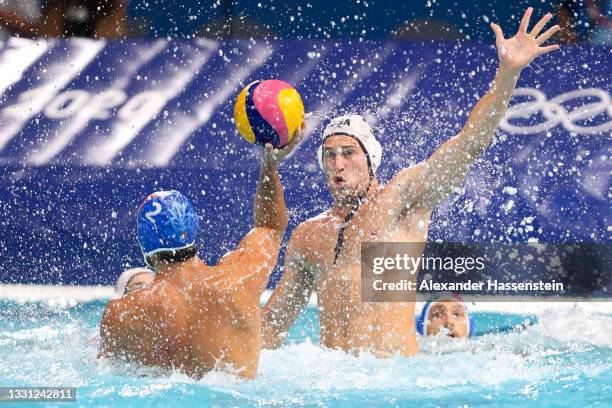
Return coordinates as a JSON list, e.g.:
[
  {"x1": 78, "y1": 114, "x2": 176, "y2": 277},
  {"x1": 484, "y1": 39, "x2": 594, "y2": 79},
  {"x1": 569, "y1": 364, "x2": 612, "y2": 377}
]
[
  {"x1": 491, "y1": 7, "x2": 560, "y2": 73},
  {"x1": 261, "y1": 118, "x2": 308, "y2": 167}
]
